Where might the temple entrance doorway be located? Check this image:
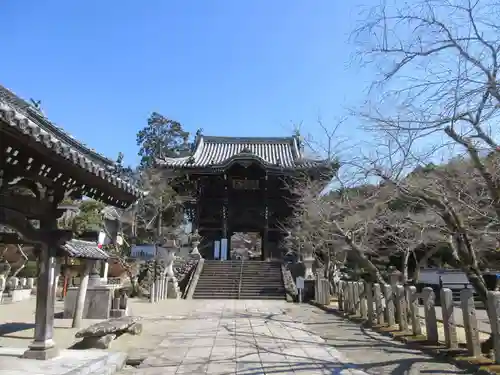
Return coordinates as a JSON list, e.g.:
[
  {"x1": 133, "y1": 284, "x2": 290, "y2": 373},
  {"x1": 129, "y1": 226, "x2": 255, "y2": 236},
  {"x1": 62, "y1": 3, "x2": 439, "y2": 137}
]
[{"x1": 230, "y1": 232, "x2": 262, "y2": 260}]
